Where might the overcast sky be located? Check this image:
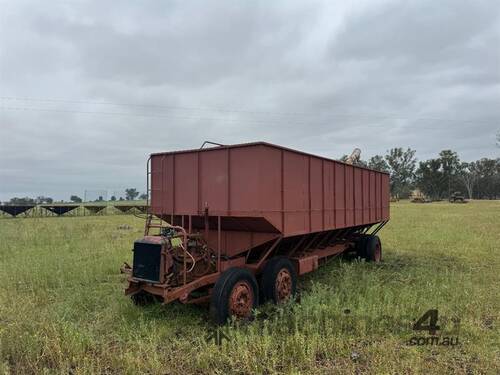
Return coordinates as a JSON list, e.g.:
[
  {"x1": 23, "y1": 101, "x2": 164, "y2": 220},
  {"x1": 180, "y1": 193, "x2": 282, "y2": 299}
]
[{"x1": 1, "y1": 0, "x2": 499, "y2": 201}]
